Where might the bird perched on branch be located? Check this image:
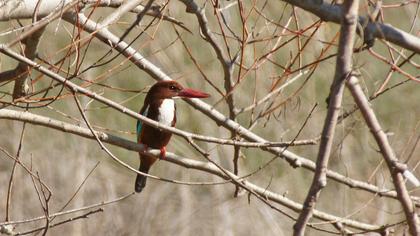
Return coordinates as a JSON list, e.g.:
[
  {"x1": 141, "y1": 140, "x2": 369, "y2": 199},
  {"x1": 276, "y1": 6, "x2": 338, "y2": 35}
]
[{"x1": 135, "y1": 81, "x2": 210, "y2": 193}]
